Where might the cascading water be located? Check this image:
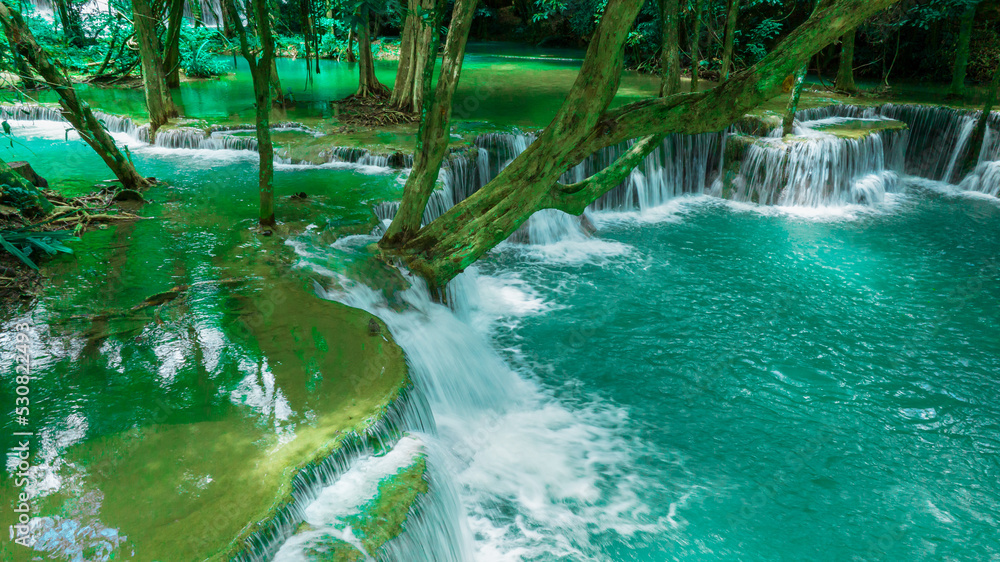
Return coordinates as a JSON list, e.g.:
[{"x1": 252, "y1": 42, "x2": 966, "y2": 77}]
[
  {"x1": 958, "y1": 122, "x2": 1000, "y2": 196},
  {"x1": 183, "y1": 0, "x2": 225, "y2": 26},
  {"x1": 794, "y1": 103, "x2": 999, "y2": 186},
  {"x1": 727, "y1": 123, "x2": 907, "y2": 207},
  {"x1": 274, "y1": 248, "x2": 663, "y2": 561}
]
